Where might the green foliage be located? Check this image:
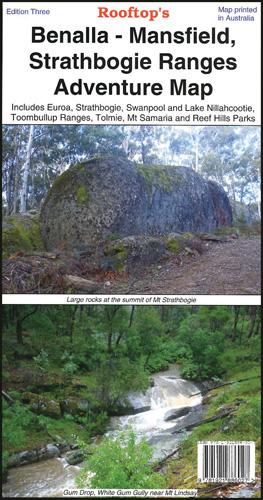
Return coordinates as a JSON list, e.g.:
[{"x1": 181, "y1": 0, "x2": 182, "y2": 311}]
[
  {"x1": 73, "y1": 411, "x2": 108, "y2": 436},
  {"x1": 2, "y1": 450, "x2": 10, "y2": 471},
  {"x1": 226, "y1": 396, "x2": 261, "y2": 441},
  {"x1": 36, "y1": 415, "x2": 54, "y2": 434},
  {"x1": 2, "y1": 304, "x2": 260, "y2": 469},
  {"x1": 2, "y1": 215, "x2": 43, "y2": 258},
  {"x1": 173, "y1": 309, "x2": 230, "y2": 379},
  {"x1": 93, "y1": 358, "x2": 148, "y2": 410},
  {"x1": 33, "y1": 349, "x2": 50, "y2": 372},
  {"x1": 76, "y1": 430, "x2": 165, "y2": 488},
  {"x1": 61, "y1": 351, "x2": 79, "y2": 377},
  {"x1": 2, "y1": 400, "x2": 35, "y2": 451}
]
